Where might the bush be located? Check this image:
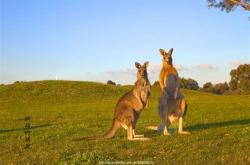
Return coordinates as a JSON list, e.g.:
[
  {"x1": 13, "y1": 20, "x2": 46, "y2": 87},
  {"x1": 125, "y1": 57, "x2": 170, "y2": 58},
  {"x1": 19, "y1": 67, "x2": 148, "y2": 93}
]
[
  {"x1": 107, "y1": 80, "x2": 116, "y2": 86},
  {"x1": 201, "y1": 82, "x2": 229, "y2": 95},
  {"x1": 180, "y1": 78, "x2": 199, "y2": 90},
  {"x1": 202, "y1": 82, "x2": 213, "y2": 93},
  {"x1": 212, "y1": 82, "x2": 229, "y2": 95}
]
